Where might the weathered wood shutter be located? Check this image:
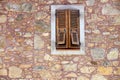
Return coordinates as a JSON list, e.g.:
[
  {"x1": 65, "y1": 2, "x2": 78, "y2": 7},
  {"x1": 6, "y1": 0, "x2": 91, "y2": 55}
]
[{"x1": 56, "y1": 9, "x2": 80, "y2": 49}]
